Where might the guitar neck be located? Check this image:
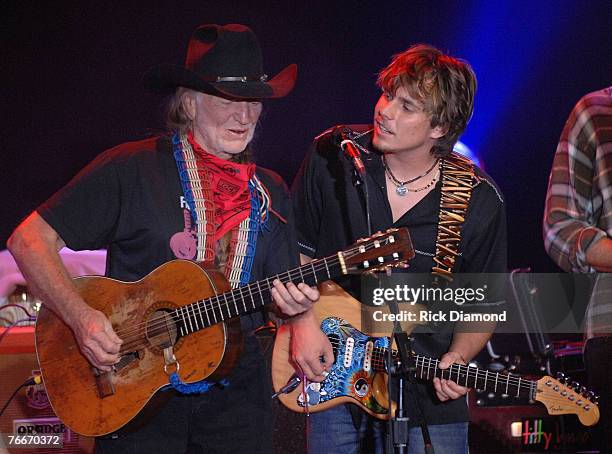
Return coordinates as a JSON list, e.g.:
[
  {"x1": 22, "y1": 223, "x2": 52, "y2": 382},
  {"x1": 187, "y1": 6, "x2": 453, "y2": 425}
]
[
  {"x1": 171, "y1": 254, "x2": 343, "y2": 336},
  {"x1": 372, "y1": 348, "x2": 536, "y2": 400}
]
